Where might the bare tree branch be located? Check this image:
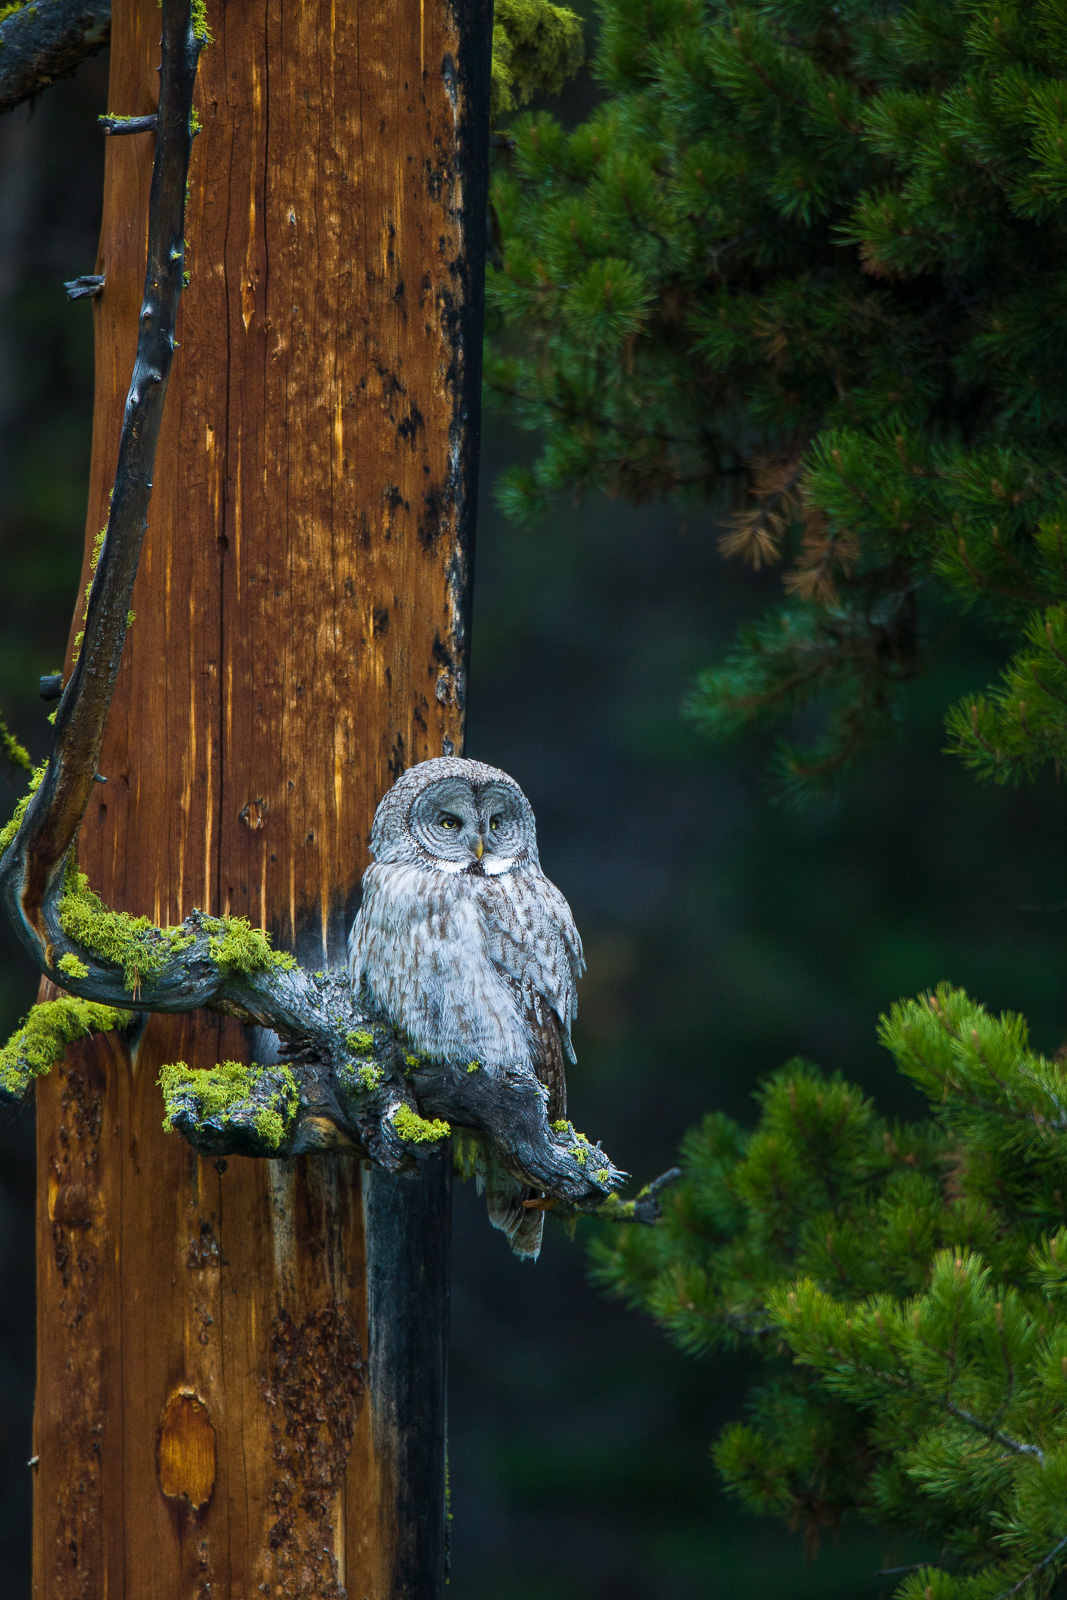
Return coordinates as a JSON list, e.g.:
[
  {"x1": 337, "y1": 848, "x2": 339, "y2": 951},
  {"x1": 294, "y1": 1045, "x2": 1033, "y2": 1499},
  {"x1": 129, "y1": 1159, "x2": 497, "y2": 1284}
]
[
  {"x1": 0, "y1": 0, "x2": 111, "y2": 118},
  {"x1": 99, "y1": 111, "x2": 156, "y2": 133},
  {"x1": 63, "y1": 274, "x2": 105, "y2": 300},
  {"x1": 1, "y1": 0, "x2": 199, "y2": 946}
]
